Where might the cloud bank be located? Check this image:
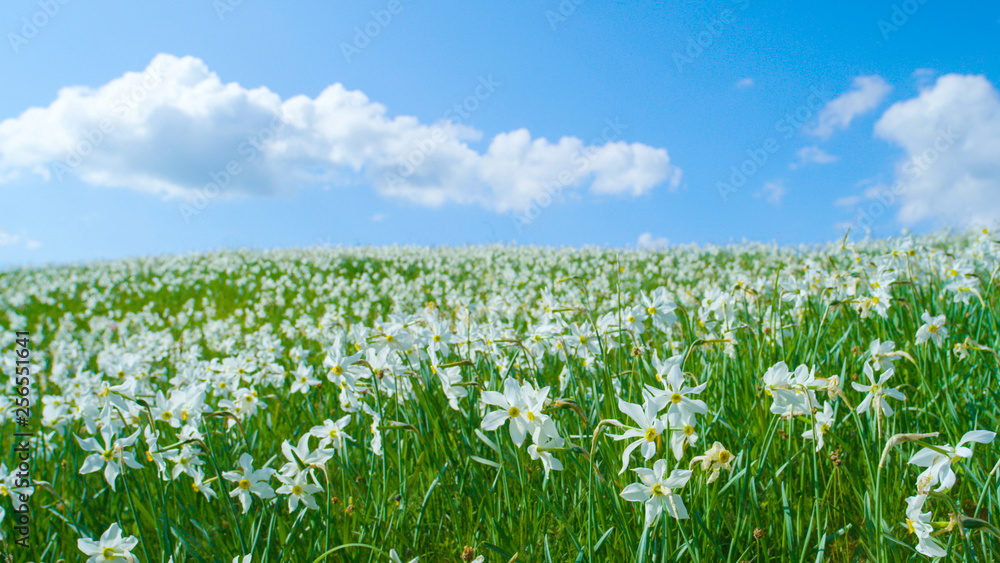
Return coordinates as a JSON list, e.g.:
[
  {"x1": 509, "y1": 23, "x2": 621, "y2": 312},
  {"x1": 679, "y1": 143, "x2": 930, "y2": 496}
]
[
  {"x1": 873, "y1": 74, "x2": 1000, "y2": 227},
  {"x1": 0, "y1": 54, "x2": 680, "y2": 214}
]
